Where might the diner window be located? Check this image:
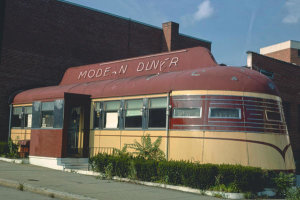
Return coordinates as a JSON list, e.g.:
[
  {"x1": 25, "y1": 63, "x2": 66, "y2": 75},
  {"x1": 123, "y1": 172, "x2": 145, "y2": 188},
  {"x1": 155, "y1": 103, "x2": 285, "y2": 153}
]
[
  {"x1": 24, "y1": 106, "x2": 32, "y2": 128},
  {"x1": 148, "y1": 98, "x2": 167, "y2": 128},
  {"x1": 125, "y1": 99, "x2": 143, "y2": 128},
  {"x1": 94, "y1": 102, "x2": 101, "y2": 129},
  {"x1": 41, "y1": 102, "x2": 54, "y2": 128},
  {"x1": 209, "y1": 107, "x2": 241, "y2": 119},
  {"x1": 11, "y1": 107, "x2": 23, "y2": 128},
  {"x1": 266, "y1": 110, "x2": 282, "y2": 122},
  {"x1": 103, "y1": 101, "x2": 120, "y2": 129},
  {"x1": 173, "y1": 107, "x2": 202, "y2": 118}
]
